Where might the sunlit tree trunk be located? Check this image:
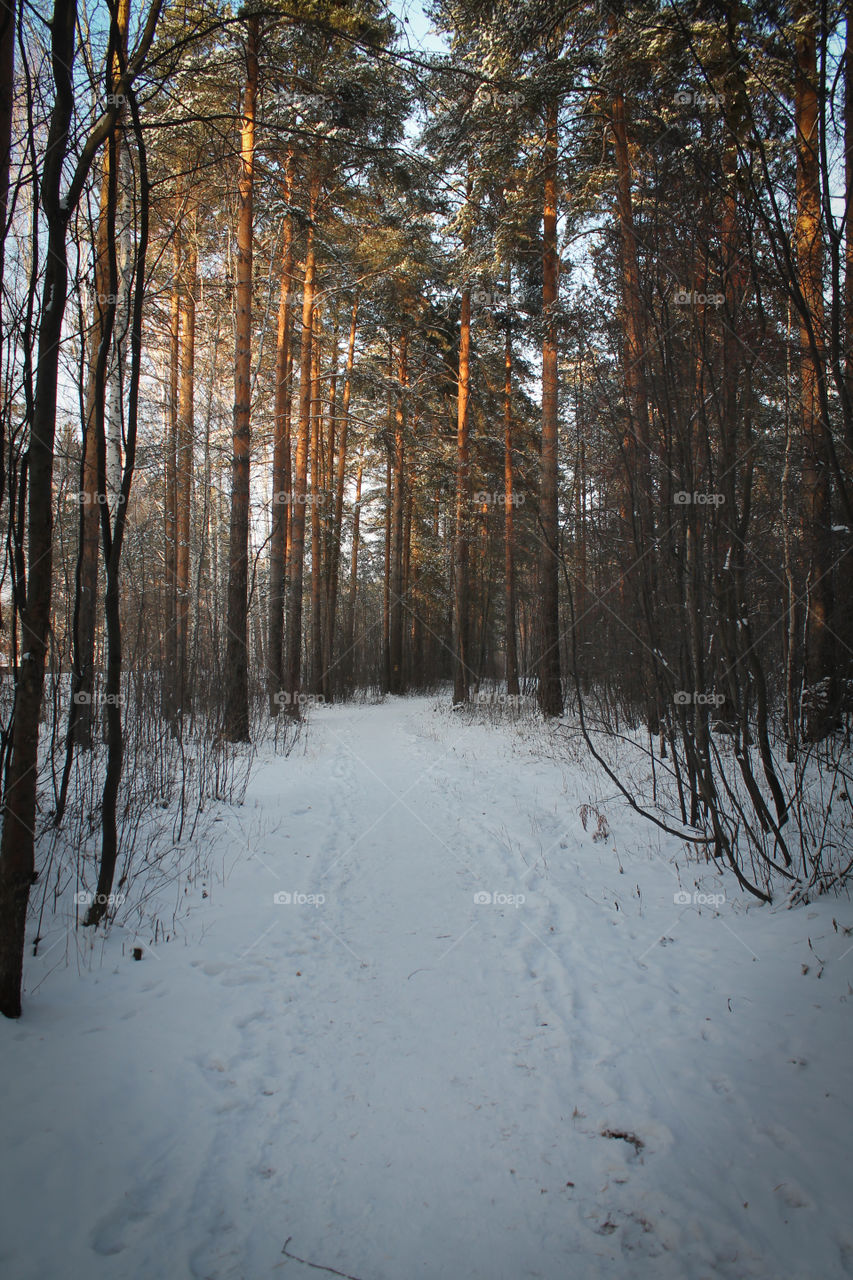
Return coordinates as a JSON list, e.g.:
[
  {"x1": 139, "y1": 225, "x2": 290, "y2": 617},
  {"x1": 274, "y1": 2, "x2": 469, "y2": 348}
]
[
  {"x1": 163, "y1": 232, "x2": 180, "y2": 728},
  {"x1": 268, "y1": 181, "x2": 294, "y2": 713},
  {"x1": 503, "y1": 311, "x2": 519, "y2": 696},
  {"x1": 176, "y1": 234, "x2": 195, "y2": 726},
  {"x1": 285, "y1": 168, "x2": 319, "y2": 717},
  {"x1": 453, "y1": 269, "x2": 471, "y2": 705},
  {"x1": 68, "y1": 0, "x2": 131, "y2": 751},
  {"x1": 310, "y1": 326, "x2": 325, "y2": 695},
  {"x1": 390, "y1": 327, "x2": 408, "y2": 694},
  {"x1": 327, "y1": 292, "x2": 358, "y2": 693},
  {"x1": 795, "y1": 1, "x2": 834, "y2": 740},
  {"x1": 538, "y1": 94, "x2": 563, "y2": 717},
  {"x1": 343, "y1": 447, "x2": 364, "y2": 693},
  {"x1": 223, "y1": 13, "x2": 258, "y2": 741}
]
